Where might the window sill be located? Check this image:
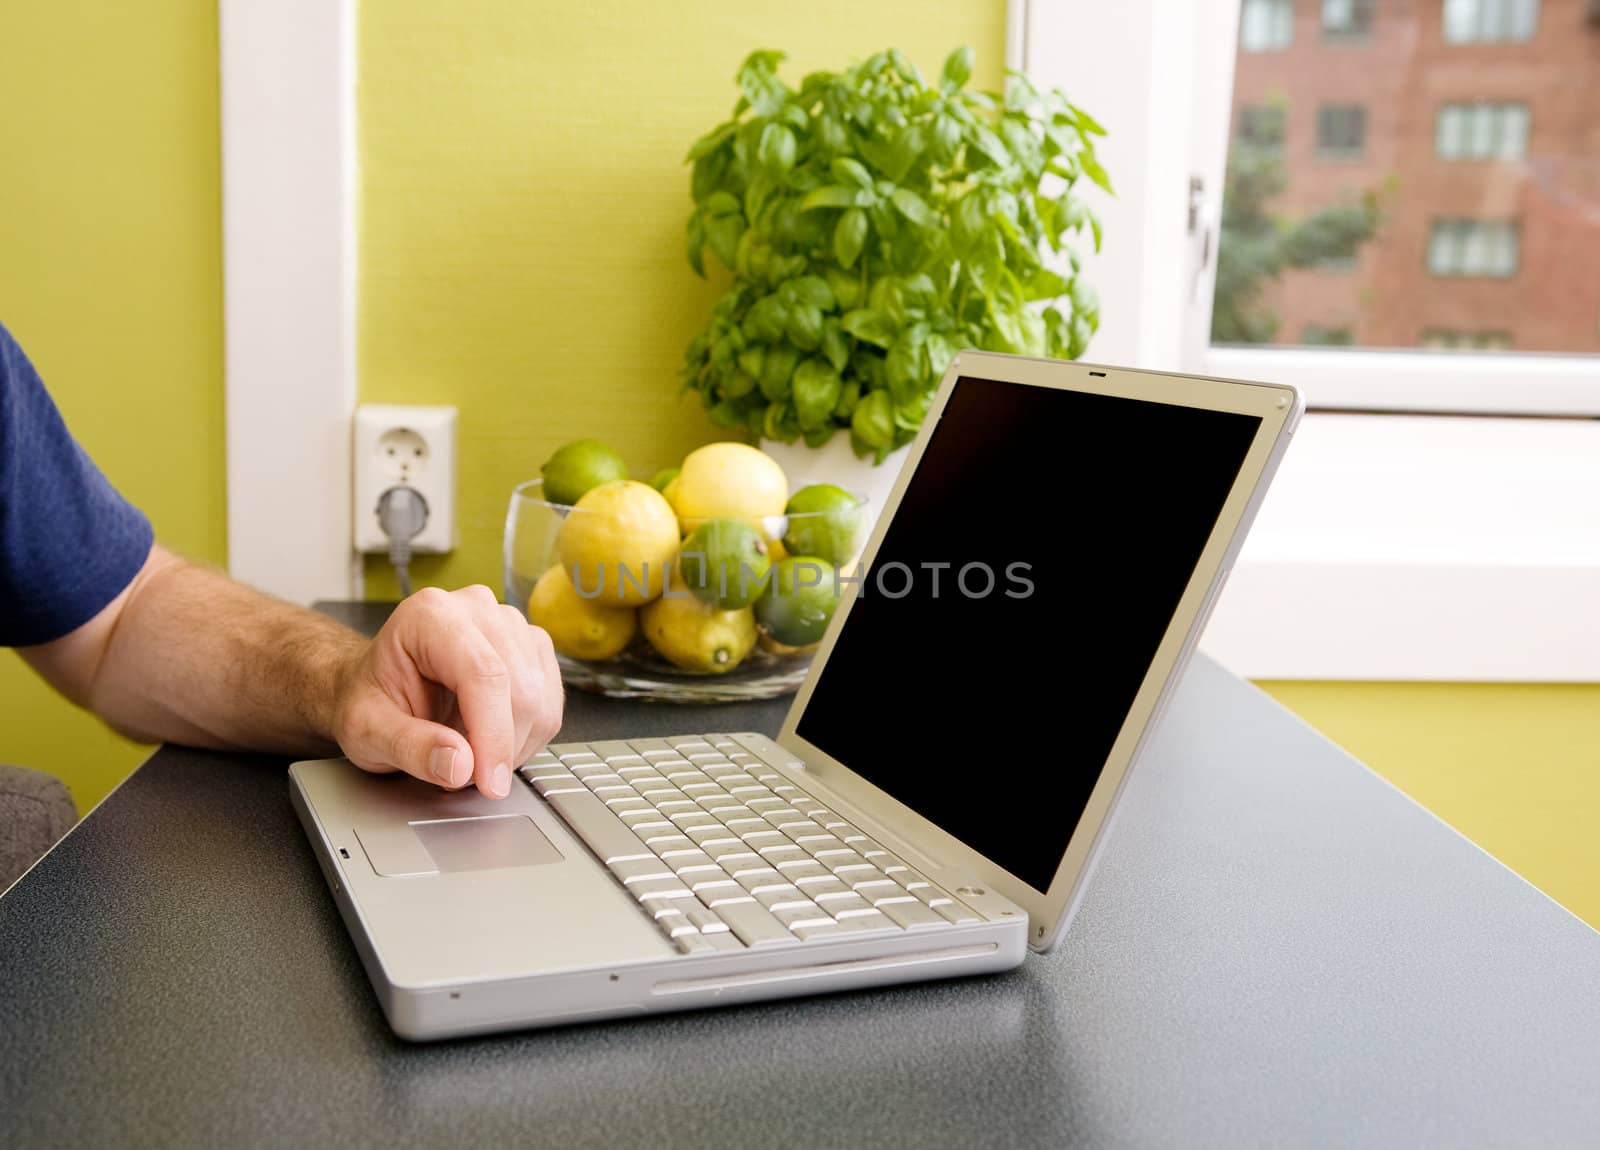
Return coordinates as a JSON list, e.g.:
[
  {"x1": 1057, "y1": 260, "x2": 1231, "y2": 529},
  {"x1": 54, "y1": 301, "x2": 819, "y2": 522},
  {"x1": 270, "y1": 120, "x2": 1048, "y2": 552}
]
[{"x1": 1199, "y1": 412, "x2": 1600, "y2": 681}]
